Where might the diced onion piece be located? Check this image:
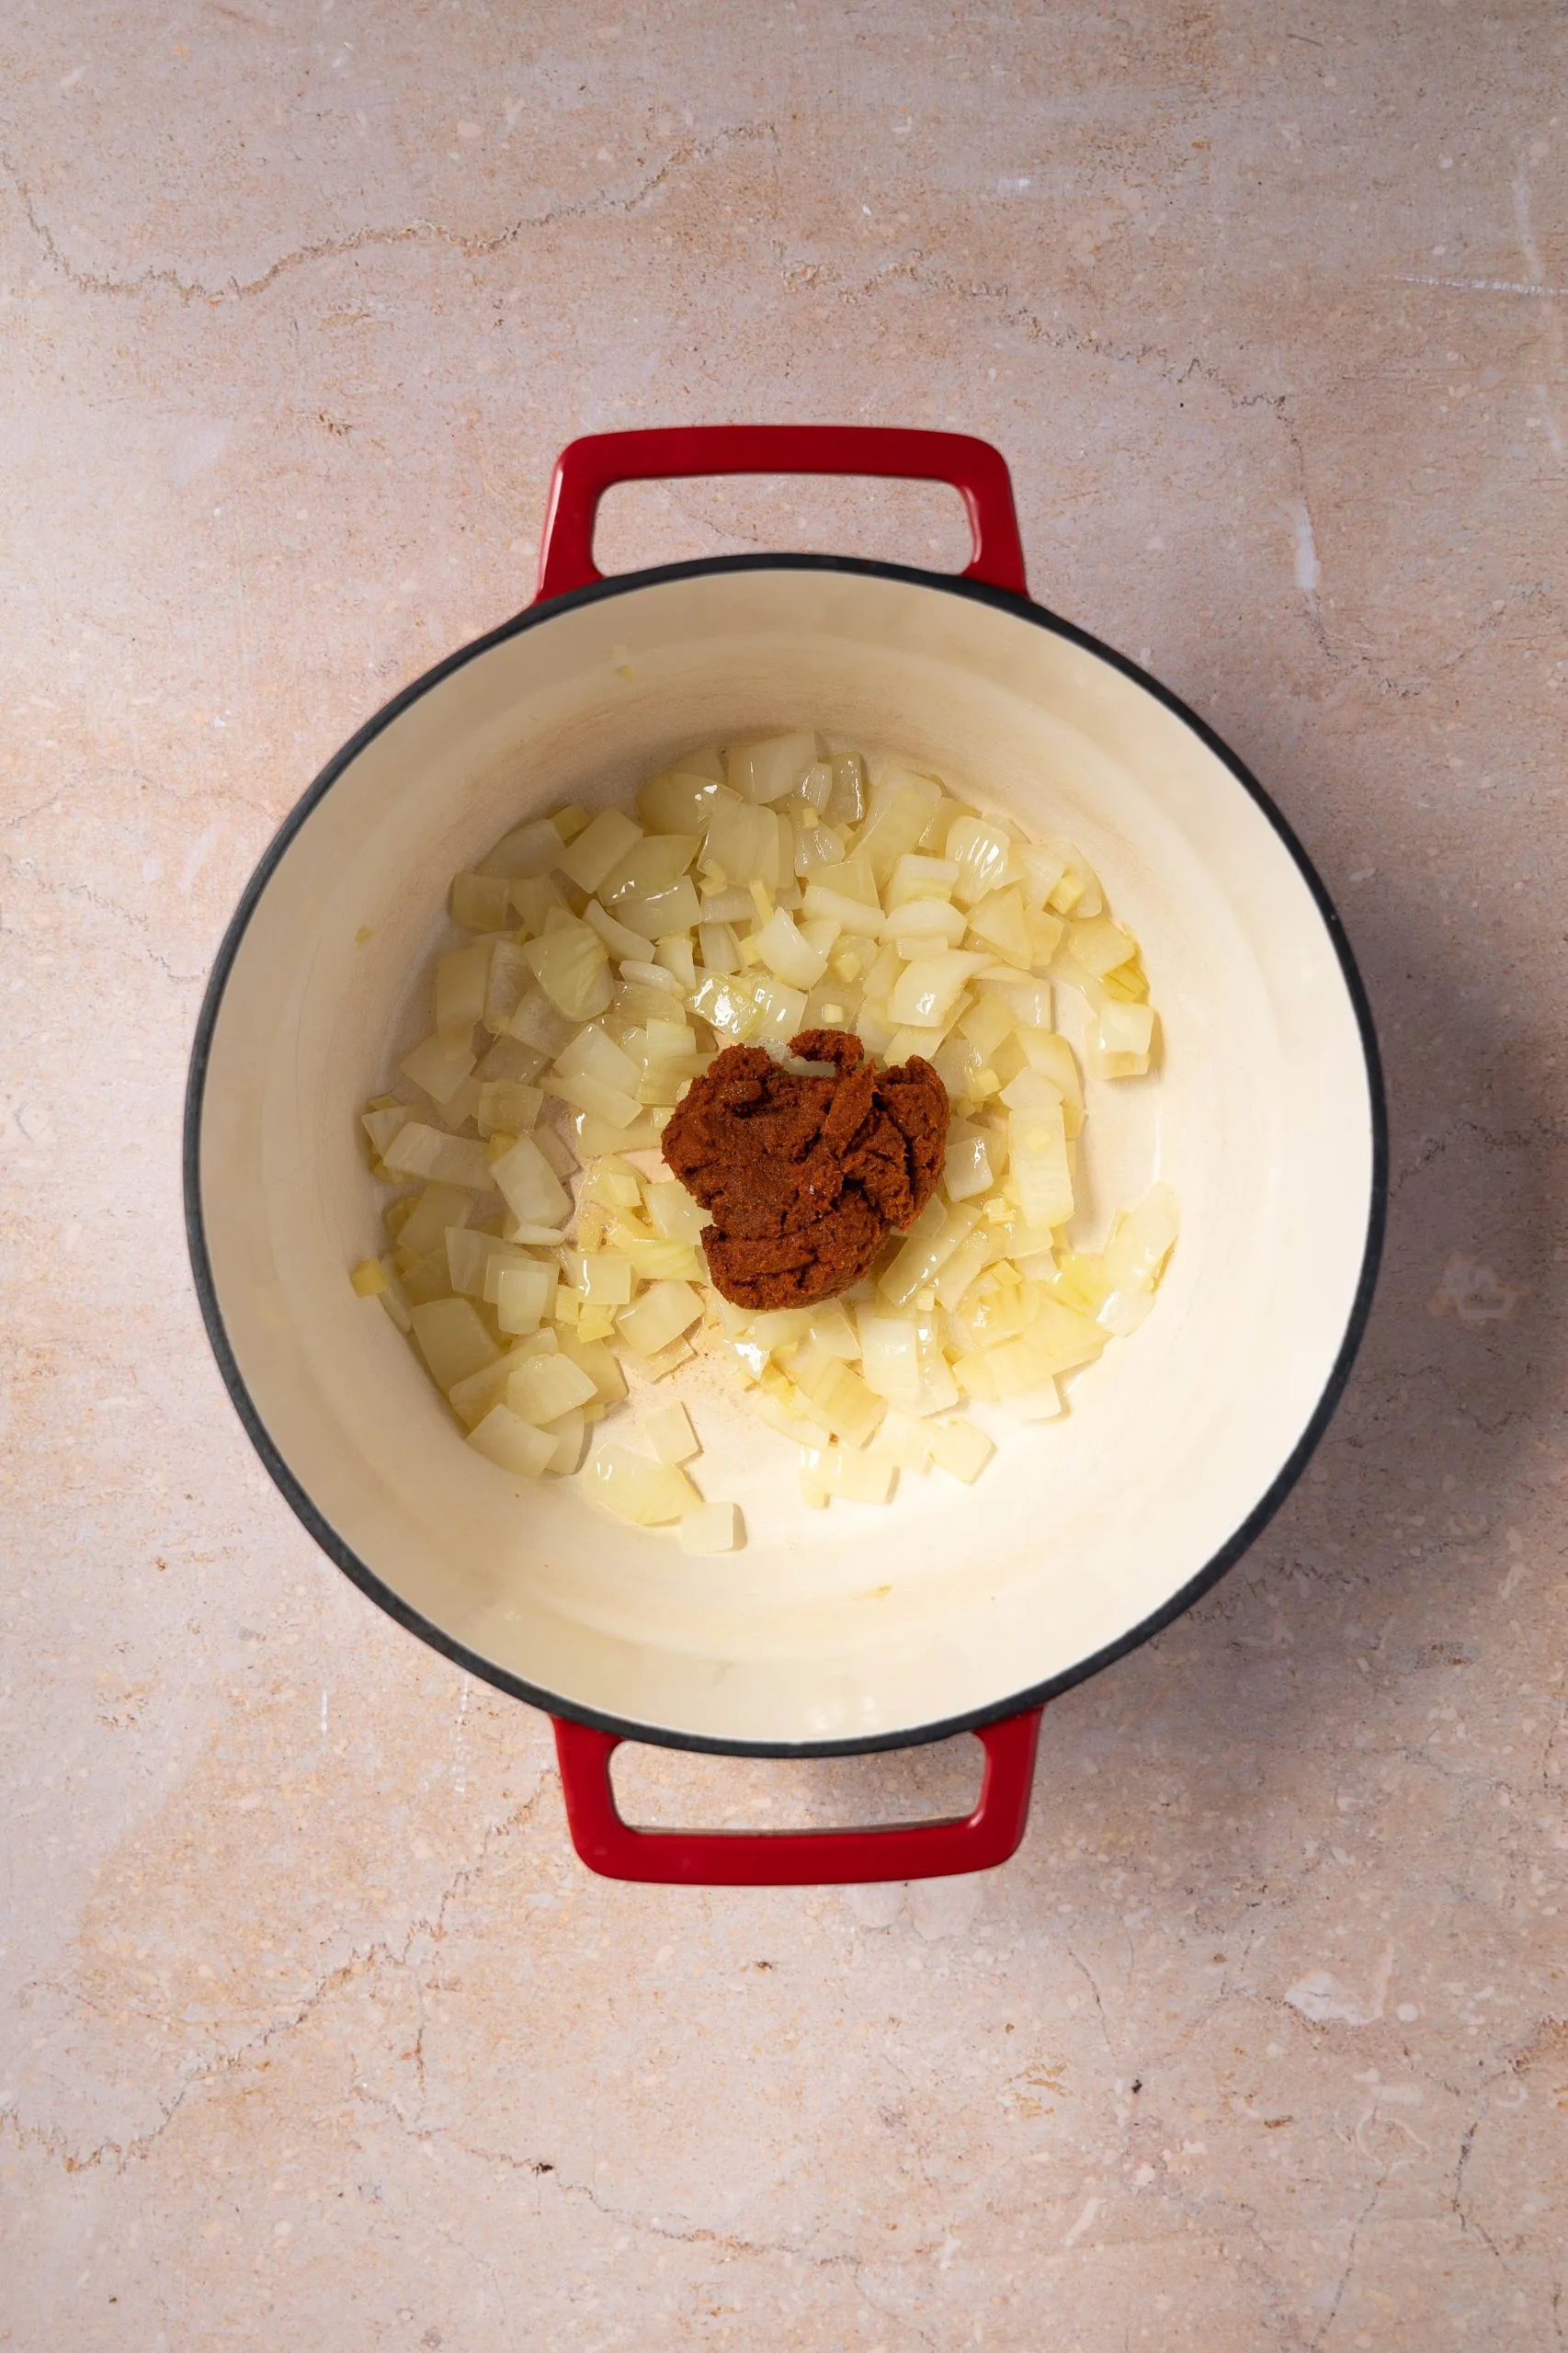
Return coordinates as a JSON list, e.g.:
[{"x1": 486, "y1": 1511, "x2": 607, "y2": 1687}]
[
  {"x1": 805, "y1": 1300, "x2": 859, "y2": 1359},
  {"x1": 926, "y1": 1417, "x2": 994, "y2": 1484},
  {"x1": 478, "y1": 939, "x2": 528, "y2": 1035},
  {"x1": 551, "y1": 804, "x2": 590, "y2": 842},
  {"x1": 479, "y1": 816, "x2": 565, "y2": 881},
  {"x1": 1095, "y1": 999, "x2": 1156, "y2": 1075},
  {"x1": 885, "y1": 897, "x2": 968, "y2": 950},
  {"x1": 584, "y1": 895, "x2": 652, "y2": 961},
  {"x1": 655, "y1": 933, "x2": 698, "y2": 992},
  {"x1": 450, "y1": 871, "x2": 514, "y2": 929},
  {"x1": 643, "y1": 1398, "x2": 699, "y2": 1465},
  {"x1": 754, "y1": 906, "x2": 829, "y2": 990},
  {"x1": 570, "y1": 1108, "x2": 664, "y2": 1156},
  {"x1": 728, "y1": 732, "x2": 818, "y2": 803},
  {"x1": 381, "y1": 1122, "x2": 491, "y2": 1188},
  {"x1": 982, "y1": 973, "x2": 1052, "y2": 1030},
  {"x1": 644, "y1": 1182, "x2": 712, "y2": 1244},
  {"x1": 797, "y1": 1445, "x2": 897, "y2": 1505},
  {"x1": 490, "y1": 1132, "x2": 571, "y2": 1227},
  {"x1": 639, "y1": 769, "x2": 738, "y2": 833},
  {"x1": 946, "y1": 813, "x2": 1016, "y2": 905},
  {"x1": 599, "y1": 833, "x2": 699, "y2": 907},
  {"x1": 794, "y1": 822, "x2": 846, "y2": 878},
  {"x1": 637, "y1": 1335, "x2": 695, "y2": 1381},
  {"x1": 557, "y1": 808, "x2": 642, "y2": 893},
  {"x1": 617, "y1": 1279, "x2": 703, "y2": 1358},
  {"x1": 510, "y1": 874, "x2": 568, "y2": 938},
  {"x1": 1096, "y1": 1183, "x2": 1179, "y2": 1335},
  {"x1": 350, "y1": 1257, "x2": 388, "y2": 1297},
  {"x1": 1007, "y1": 1098, "x2": 1074, "y2": 1230},
  {"x1": 868, "y1": 1407, "x2": 932, "y2": 1470},
  {"x1": 934, "y1": 1224, "x2": 993, "y2": 1311},
  {"x1": 467, "y1": 1403, "x2": 557, "y2": 1479},
  {"x1": 476, "y1": 1079, "x2": 541, "y2": 1138},
  {"x1": 856, "y1": 773, "x2": 946, "y2": 887},
  {"x1": 679, "y1": 1500, "x2": 742, "y2": 1553},
  {"x1": 1012, "y1": 842, "x2": 1068, "y2": 909},
  {"x1": 556, "y1": 1331, "x2": 628, "y2": 1405},
  {"x1": 749, "y1": 975, "x2": 809, "y2": 1053},
  {"x1": 494, "y1": 1259, "x2": 557, "y2": 1334},
  {"x1": 802, "y1": 881, "x2": 885, "y2": 938},
  {"x1": 887, "y1": 950, "x2": 987, "y2": 1028},
  {"x1": 503, "y1": 984, "x2": 578, "y2": 1060},
  {"x1": 966, "y1": 886, "x2": 1033, "y2": 967},
  {"x1": 887, "y1": 853, "x2": 960, "y2": 908},
  {"x1": 612, "y1": 875, "x2": 701, "y2": 941},
  {"x1": 986, "y1": 1299, "x2": 1106, "y2": 1390},
  {"x1": 478, "y1": 1240, "x2": 550, "y2": 1303},
  {"x1": 396, "y1": 1181, "x2": 472, "y2": 1256},
  {"x1": 361, "y1": 1103, "x2": 415, "y2": 1155},
  {"x1": 436, "y1": 938, "x2": 494, "y2": 1038},
  {"x1": 705, "y1": 801, "x2": 786, "y2": 892},
  {"x1": 581, "y1": 1155, "x2": 643, "y2": 1211},
  {"x1": 523, "y1": 923, "x2": 612, "y2": 1021},
  {"x1": 699, "y1": 921, "x2": 741, "y2": 974},
  {"x1": 1038, "y1": 838, "x2": 1103, "y2": 917},
  {"x1": 944, "y1": 1127, "x2": 994, "y2": 1203},
  {"x1": 995, "y1": 1379, "x2": 1062, "y2": 1421},
  {"x1": 573, "y1": 1251, "x2": 635, "y2": 1307},
  {"x1": 585, "y1": 1445, "x2": 701, "y2": 1526},
  {"x1": 1068, "y1": 914, "x2": 1139, "y2": 979},
  {"x1": 507, "y1": 1351, "x2": 598, "y2": 1423},
  {"x1": 555, "y1": 1018, "x2": 642, "y2": 1096},
  {"x1": 410, "y1": 1298, "x2": 499, "y2": 1392},
  {"x1": 788, "y1": 1341, "x2": 885, "y2": 1447},
  {"x1": 857, "y1": 1311, "x2": 922, "y2": 1406},
  {"x1": 400, "y1": 1031, "x2": 477, "y2": 1108},
  {"x1": 542, "y1": 1406, "x2": 587, "y2": 1474},
  {"x1": 880, "y1": 1198, "x2": 983, "y2": 1306}
]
